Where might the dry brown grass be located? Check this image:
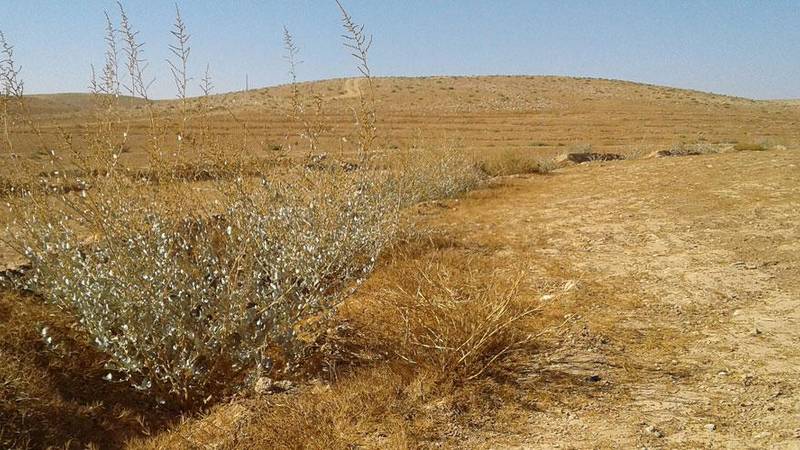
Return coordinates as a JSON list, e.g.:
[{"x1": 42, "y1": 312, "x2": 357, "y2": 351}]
[
  {"x1": 733, "y1": 141, "x2": 768, "y2": 152},
  {"x1": 476, "y1": 148, "x2": 557, "y2": 177},
  {"x1": 351, "y1": 254, "x2": 540, "y2": 379}
]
